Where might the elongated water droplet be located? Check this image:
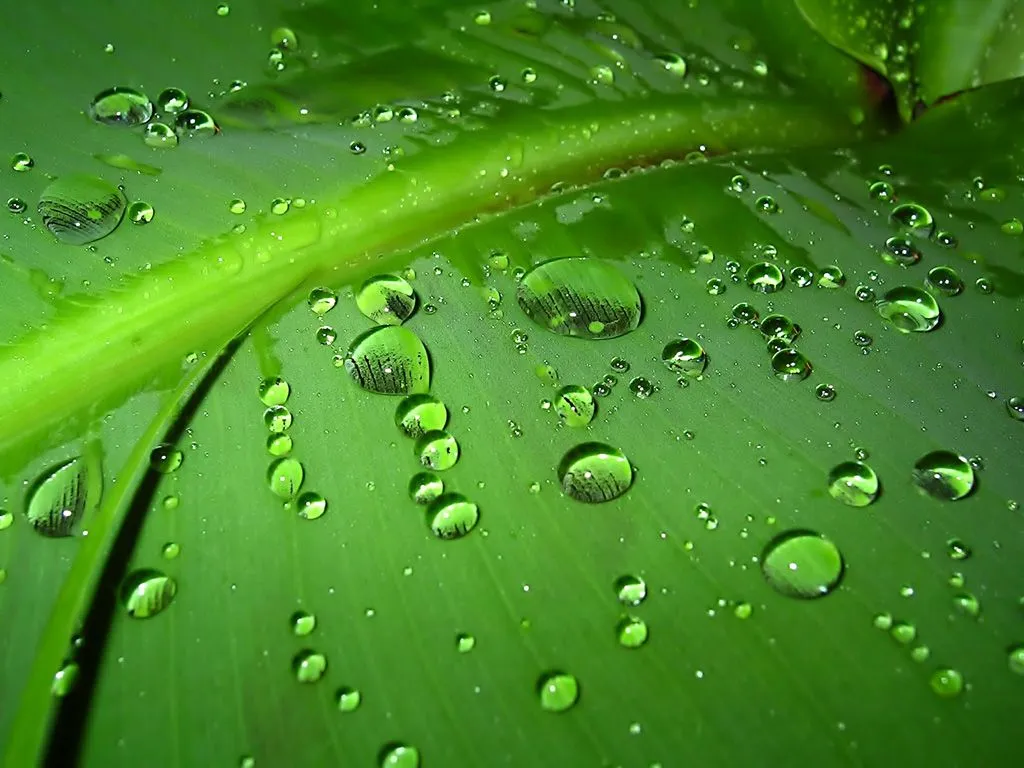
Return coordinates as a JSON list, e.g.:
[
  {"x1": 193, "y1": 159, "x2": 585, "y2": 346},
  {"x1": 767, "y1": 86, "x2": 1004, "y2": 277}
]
[
  {"x1": 121, "y1": 569, "x2": 177, "y2": 618},
  {"x1": 344, "y1": 326, "x2": 430, "y2": 395},
  {"x1": 762, "y1": 530, "x2": 844, "y2": 599},
  {"x1": 38, "y1": 175, "x2": 127, "y2": 245},
  {"x1": 89, "y1": 86, "x2": 153, "y2": 126},
  {"x1": 912, "y1": 450, "x2": 975, "y2": 501},
  {"x1": 356, "y1": 274, "x2": 417, "y2": 325},
  {"x1": 537, "y1": 671, "x2": 579, "y2": 712},
  {"x1": 558, "y1": 442, "x2": 633, "y2": 503},
  {"x1": 25, "y1": 456, "x2": 100, "y2": 537},
  {"x1": 517, "y1": 258, "x2": 642, "y2": 339},
  {"x1": 827, "y1": 461, "x2": 880, "y2": 507}
]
